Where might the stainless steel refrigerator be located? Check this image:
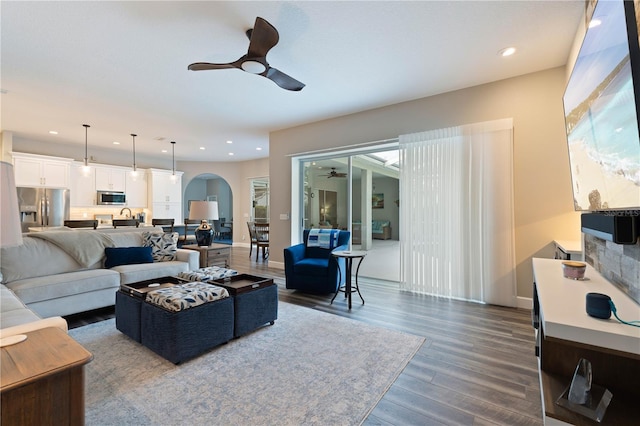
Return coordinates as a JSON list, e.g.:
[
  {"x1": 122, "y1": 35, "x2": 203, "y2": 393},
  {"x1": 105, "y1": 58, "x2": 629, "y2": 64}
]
[{"x1": 17, "y1": 187, "x2": 70, "y2": 232}]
